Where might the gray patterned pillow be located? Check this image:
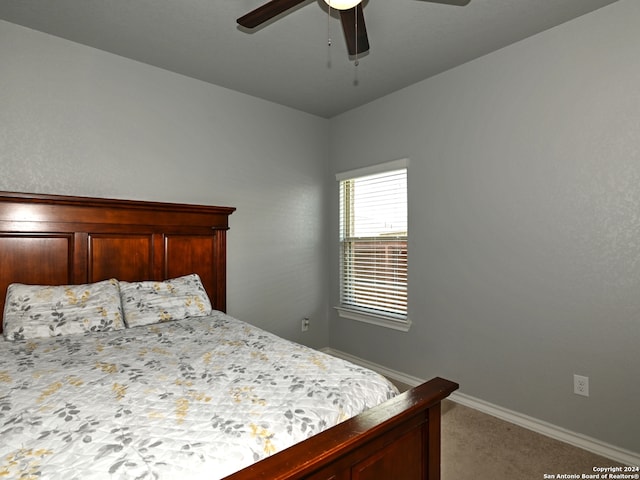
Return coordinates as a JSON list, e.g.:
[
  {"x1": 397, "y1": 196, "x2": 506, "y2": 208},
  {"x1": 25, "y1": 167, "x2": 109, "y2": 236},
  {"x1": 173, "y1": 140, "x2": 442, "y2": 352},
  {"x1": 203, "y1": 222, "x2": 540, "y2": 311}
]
[
  {"x1": 119, "y1": 274, "x2": 212, "y2": 327},
  {"x1": 3, "y1": 279, "x2": 125, "y2": 341}
]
